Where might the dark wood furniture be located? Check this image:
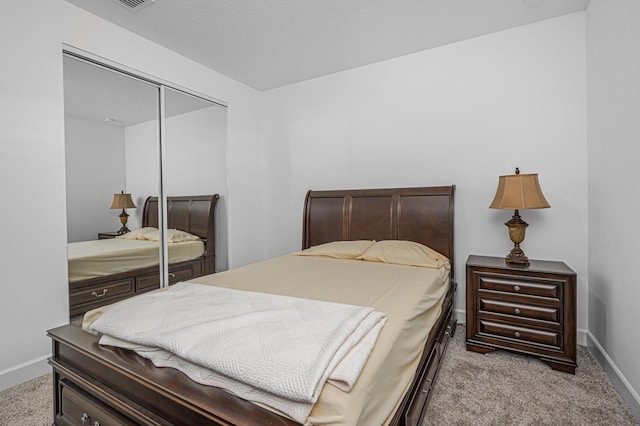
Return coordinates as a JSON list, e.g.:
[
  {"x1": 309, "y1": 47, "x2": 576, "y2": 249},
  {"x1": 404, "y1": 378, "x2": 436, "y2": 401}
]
[
  {"x1": 69, "y1": 195, "x2": 219, "y2": 317},
  {"x1": 50, "y1": 186, "x2": 455, "y2": 426},
  {"x1": 465, "y1": 255, "x2": 577, "y2": 374},
  {"x1": 97, "y1": 231, "x2": 122, "y2": 239}
]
